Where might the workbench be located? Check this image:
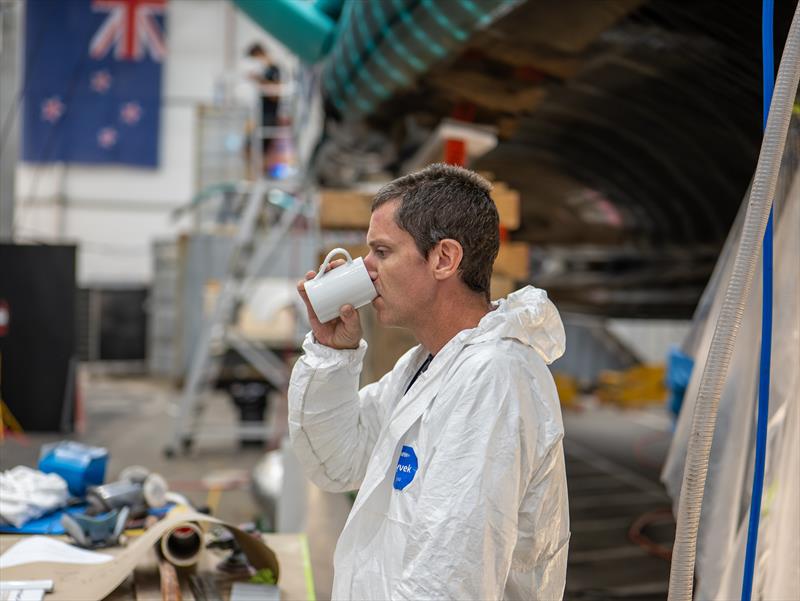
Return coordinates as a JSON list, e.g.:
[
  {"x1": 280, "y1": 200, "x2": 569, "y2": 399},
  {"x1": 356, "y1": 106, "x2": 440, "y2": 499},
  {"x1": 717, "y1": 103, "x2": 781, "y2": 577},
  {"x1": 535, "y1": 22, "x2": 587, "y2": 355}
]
[{"x1": 0, "y1": 532, "x2": 315, "y2": 601}]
